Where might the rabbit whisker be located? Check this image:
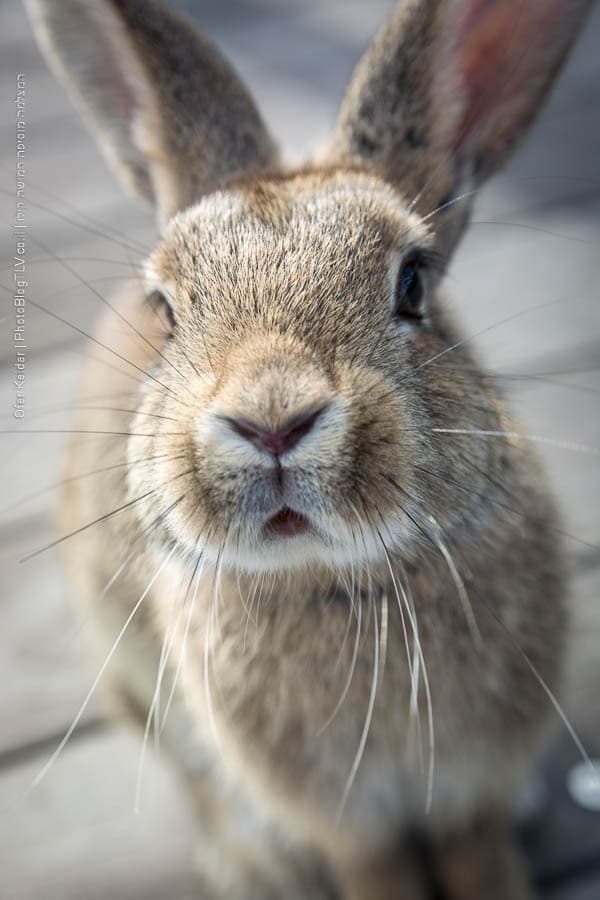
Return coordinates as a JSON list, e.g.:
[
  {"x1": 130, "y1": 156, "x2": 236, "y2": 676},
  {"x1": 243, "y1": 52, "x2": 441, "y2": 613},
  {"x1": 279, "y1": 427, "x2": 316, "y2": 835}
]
[
  {"x1": 68, "y1": 406, "x2": 180, "y2": 421},
  {"x1": 0, "y1": 428, "x2": 183, "y2": 436},
  {"x1": 135, "y1": 596, "x2": 177, "y2": 813},
  {"x1": 336, "y1": 590, "x2": 379, "y2": 825},
  {"x1": 484, "y1": 371, "x2": 600, "y2": 398},
  {"x1": 317, "y1": 546, "x2": 363, "y2": 736},
  {"x1": 27, "y1": 533, "x2": 183, "y2": 796},
  {"x1": 20, "y1": 465, "x2": 194, "y2": 563},
  {"x1": 416, "y1": 295, "x2": 569, "y2": 372},
  {"x1": 414, "y1": 461, "x2": 600, "y2": 554},
  {"x1": 136, "y1": 529, "x2": 205, "y2": 810},
  {"x1": 426, "y1": 514, "x2": 482, "y2": 646},
  {"x1": 473, "y1": 585, "x2": 596, "y2": 776},
  {"x1": 470, "y1": 218, "x2": 590, "y2": 245},
  {"x1": 161, "y1": 538, "x2": 209, "y2": 734},
  {"x1": 24, "y1": 295, "x2": 192, "y2": 411},
  {"x1": 379, "y1": 589, "x2": 389, "y2": 684},
  {"x1": 432, "y1": 428, "x2": 600, "y2": 457},
  {"x1": 30, "y1": 234, "x2": 188, "y2": 384},
  {"x1": 41, "y1": 492, "x2": 189, "y2": 676},
  {"x1": 243, "y1": 568, "x2": 264, "y2": 654},
  {"x1": 159, "y1": 281, "x2": 215, "y2": 378},
  {"x1": 0, "y1": 254, "x2": 146, "y2": 275},
  {"x1": 7, "y1": 390, "x2": 142, "y2": 421},
  {"x1": 423, "y1": 173, "x2": 600, "y2": 222},
  {"x1": 376, "y1": 528, "x2": 434, "y2": 809},
  {"x1": 395, "y1": 555, "x2": 424, "y2": 775},
  {"x1": 204, "y1": 540, "x2": 228, "y2": 753},
  {"x1": 0, "y1": 185, "x2": 151, "y2": 256},
  {"x1": 0, "y1": 452, "x2": 186, "y2": 517},
  {"x1": 0, "y1": 161, "x2": 153, "y2": 253},
  {"x1": 99, "y1": 494, "x2": 188, "y2": 606}
]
